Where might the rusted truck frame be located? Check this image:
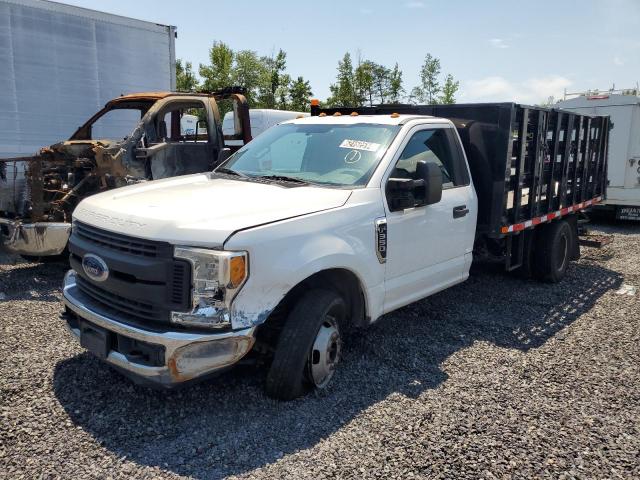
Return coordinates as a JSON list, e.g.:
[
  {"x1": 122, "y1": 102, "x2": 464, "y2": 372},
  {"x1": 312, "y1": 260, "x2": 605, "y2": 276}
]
[{"x1": 0, "y1": 89, "x2": 250, "y2": 257}]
